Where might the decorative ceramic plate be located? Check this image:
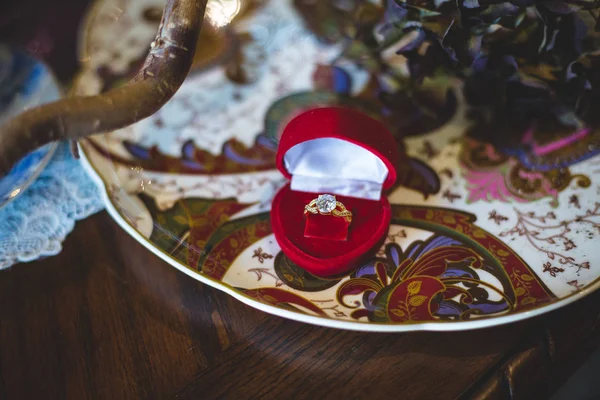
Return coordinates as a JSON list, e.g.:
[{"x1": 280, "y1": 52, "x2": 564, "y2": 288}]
[
  {"x1": 0, "y1": 45, "x2": 57, "y2": 208},
  {"x1": 77, "y1": 0, "x2": 600, "y2": 331}
]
